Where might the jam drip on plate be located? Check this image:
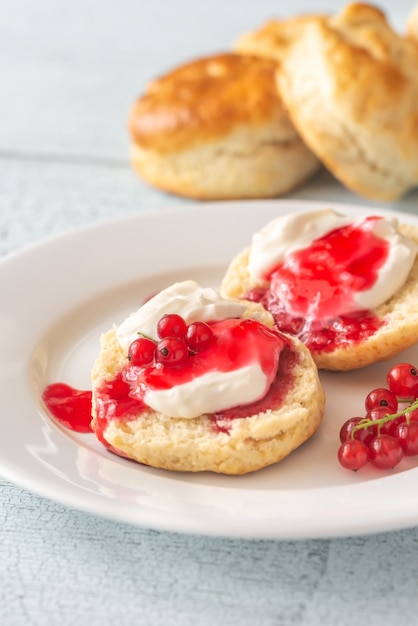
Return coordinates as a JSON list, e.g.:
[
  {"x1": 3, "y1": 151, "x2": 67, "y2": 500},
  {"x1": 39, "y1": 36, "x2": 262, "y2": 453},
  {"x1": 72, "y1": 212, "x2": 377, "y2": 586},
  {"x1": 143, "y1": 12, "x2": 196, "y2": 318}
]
[
  {"x1": 42, "y1": 383, "x2": 93, "y2": 432},
  {"x1": 43, "y1": 319, "x2": 299, "y2": 446}
]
